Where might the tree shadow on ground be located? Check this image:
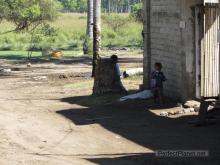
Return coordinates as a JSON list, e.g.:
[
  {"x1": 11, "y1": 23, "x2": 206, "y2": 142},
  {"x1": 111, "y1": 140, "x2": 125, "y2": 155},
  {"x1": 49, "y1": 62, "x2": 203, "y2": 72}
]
[
  {"x1": 57, "y1": 94, "x2": 220, "y2": 165},
  {"x1": 0, "y1": 54, "x2": 144, "y2": 66},
  {"x1": 0, "y1": 55, "x2": 92, "y2": 66},
  {"x1": 119, "y1": 57, "x2": 143, "y2": 64},
  {"x1": 86, "y1": 153, "x2": 220, "y2": 165},
  {"x1": 0, "y1": 55, "x2": 26, "y2": 60}
]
